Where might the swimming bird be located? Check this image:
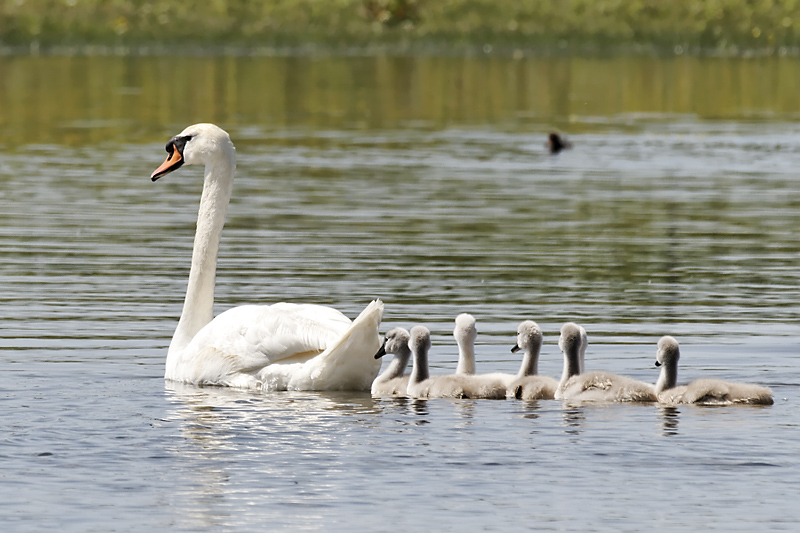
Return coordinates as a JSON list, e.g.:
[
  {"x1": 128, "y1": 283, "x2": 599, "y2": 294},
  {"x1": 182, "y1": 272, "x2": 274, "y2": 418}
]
[
  {"x1": 151, "y1": 123, "x2": 383, "y2": 390},
  {"x1": 555, "y1": 323, "x2": 656, "y2": 402},
  {"x1": 507, "y1": 320, "x2": 559, "y2": 400},
  {"x1": 372, "y1": 327, "x2": 412, "y2": 396},
  {"x1": 405, "y1": 325, "x2": 506, "y2": 400},
  {"x1": 654, "y1": 336, "x2": 773, "y2": 405},
  {"x1": 547, "y1": 132, "x2": 572, "y2": 154}
]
